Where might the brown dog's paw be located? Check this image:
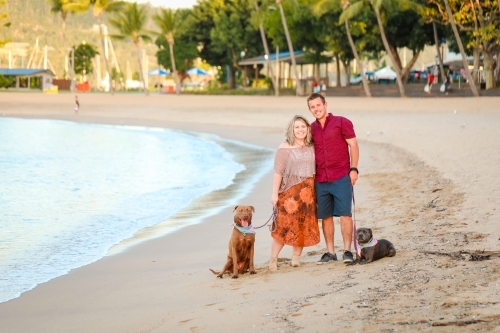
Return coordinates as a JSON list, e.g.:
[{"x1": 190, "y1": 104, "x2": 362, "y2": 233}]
[
  {"x1": 250, "y1": 270, "x2": 256, "y2": 275},
  {"x1": 231, "y1": 275, "x2": 239, "y2": 279},
  {"x1": 216, "y1": 274, "x2": 223, "y2": 278}
]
